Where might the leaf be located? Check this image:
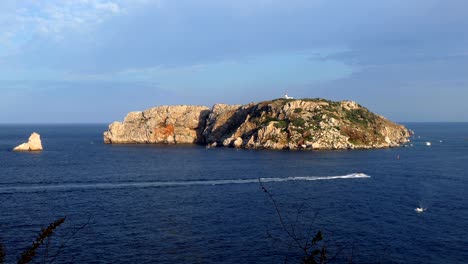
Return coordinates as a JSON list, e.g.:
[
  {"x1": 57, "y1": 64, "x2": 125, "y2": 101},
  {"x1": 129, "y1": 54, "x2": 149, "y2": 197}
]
[
  {"x1": 303, "y1": 255, "x2": 318, "y2": 264},
  {"x1": 0, "y1": 242, "x2": 5, "y2": 264},
  {"x1": 311, "y1": 249, "x2": 321, "y2": 256},
  {"x1": 312, "y1": 231, "x2": 323, "y2": 244}
]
